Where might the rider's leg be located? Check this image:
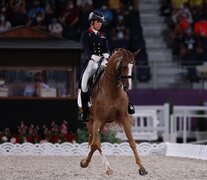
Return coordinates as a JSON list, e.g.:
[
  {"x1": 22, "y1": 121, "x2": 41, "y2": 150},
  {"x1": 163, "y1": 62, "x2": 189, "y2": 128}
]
[
  {"x1": 80, "y1": 60, "x2": 98, "y2": 122},
  {"x1": 80, "y1": 91, "x2": 89, "y2": 122}
]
